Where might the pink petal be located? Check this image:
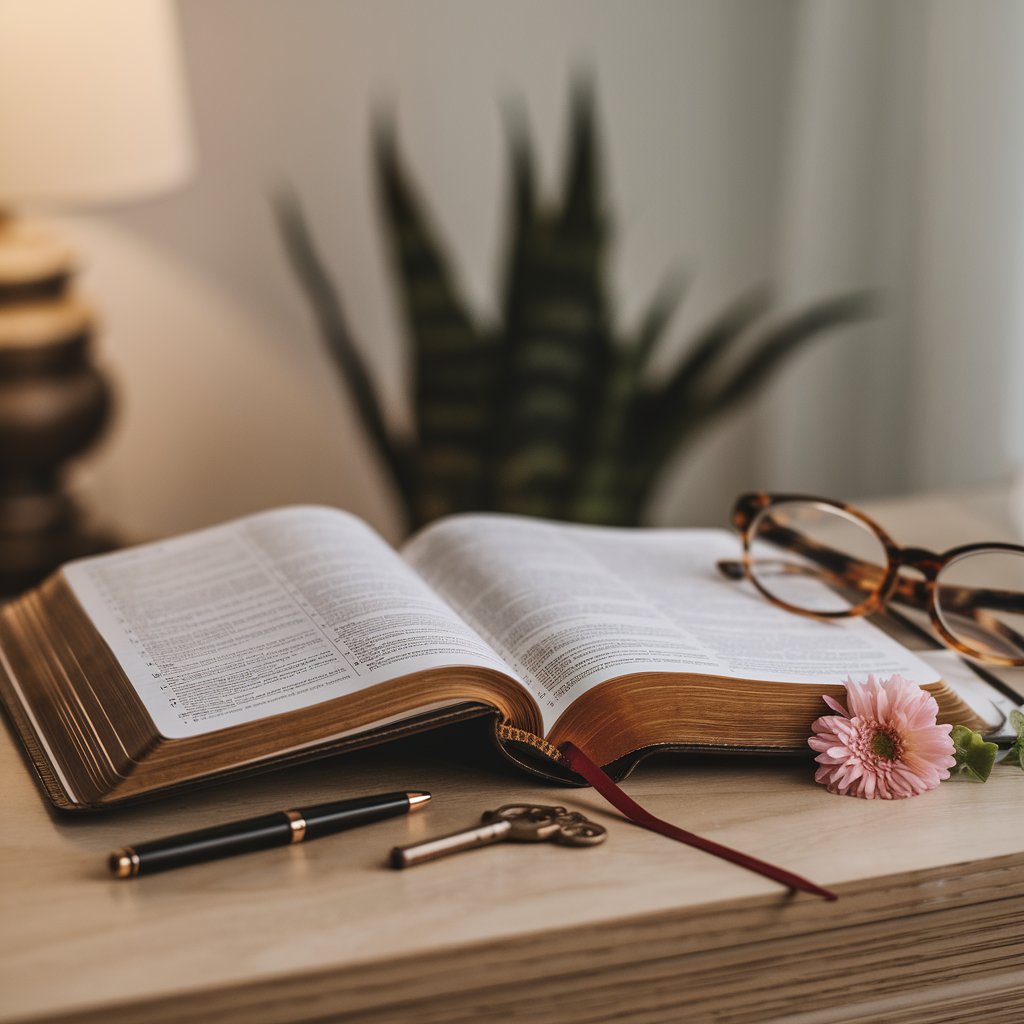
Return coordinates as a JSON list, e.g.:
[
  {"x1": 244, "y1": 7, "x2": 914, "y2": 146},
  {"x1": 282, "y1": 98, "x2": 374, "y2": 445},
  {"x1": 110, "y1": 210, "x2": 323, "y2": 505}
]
[{"x1": 822, "y1": 694, "x2": 849, "y2": 717}]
